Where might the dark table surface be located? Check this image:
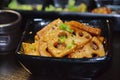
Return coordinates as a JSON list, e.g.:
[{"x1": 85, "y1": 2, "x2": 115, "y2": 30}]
[{"x1": 0, "y1": 31, "x2": 120, "y2": 80}]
